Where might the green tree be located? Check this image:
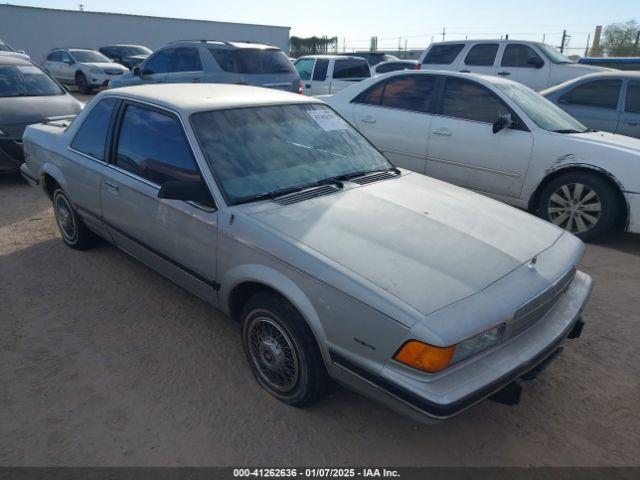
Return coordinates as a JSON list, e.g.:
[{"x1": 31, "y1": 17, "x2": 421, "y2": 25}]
[{"x1": 601, "y1": 20, "x2": 639, "y2": 56}]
